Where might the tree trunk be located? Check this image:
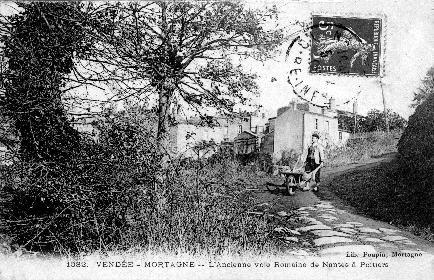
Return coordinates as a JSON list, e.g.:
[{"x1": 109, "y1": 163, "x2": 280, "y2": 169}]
[
  {"x1": 156, "y1": 78, "x2": 175, "y2": 147},
  {"x1": 157, "y1": 91, "x2": 170, "y2": 144},
  {"x1": 154, "y1": 78, "x2": 175, "y2": 192}
]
